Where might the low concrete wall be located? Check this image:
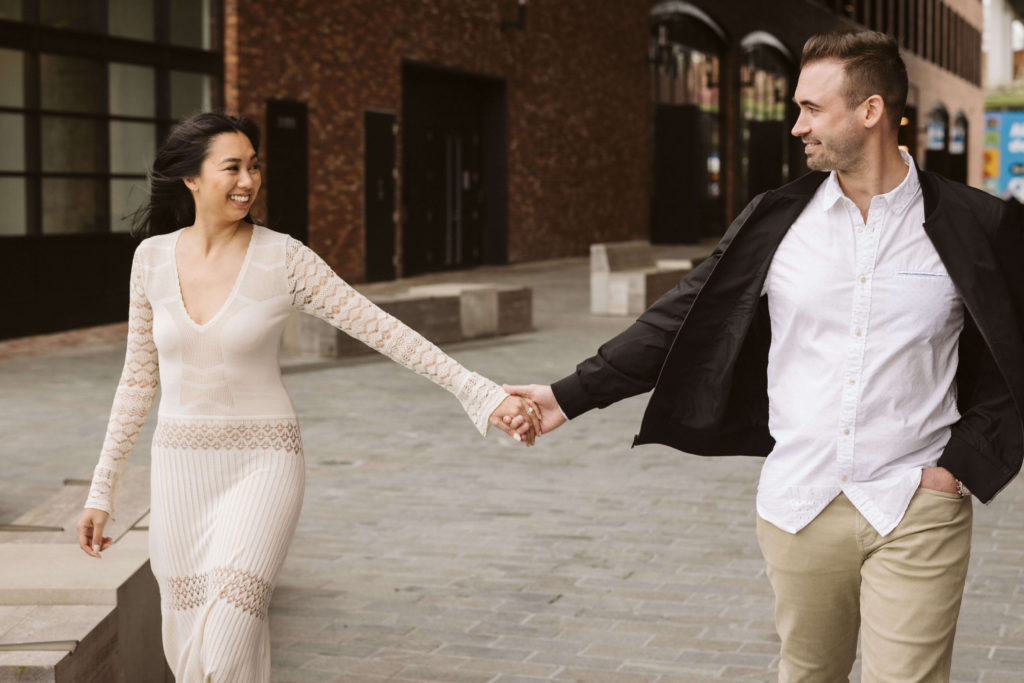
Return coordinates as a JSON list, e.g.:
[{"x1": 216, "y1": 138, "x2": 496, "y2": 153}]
[
  {"x1": 284, "y1": 283, "x2": 533, "y2": 358},
  {"x1": 0, "y1": 473, "x2": 171, "y2": 682}
]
